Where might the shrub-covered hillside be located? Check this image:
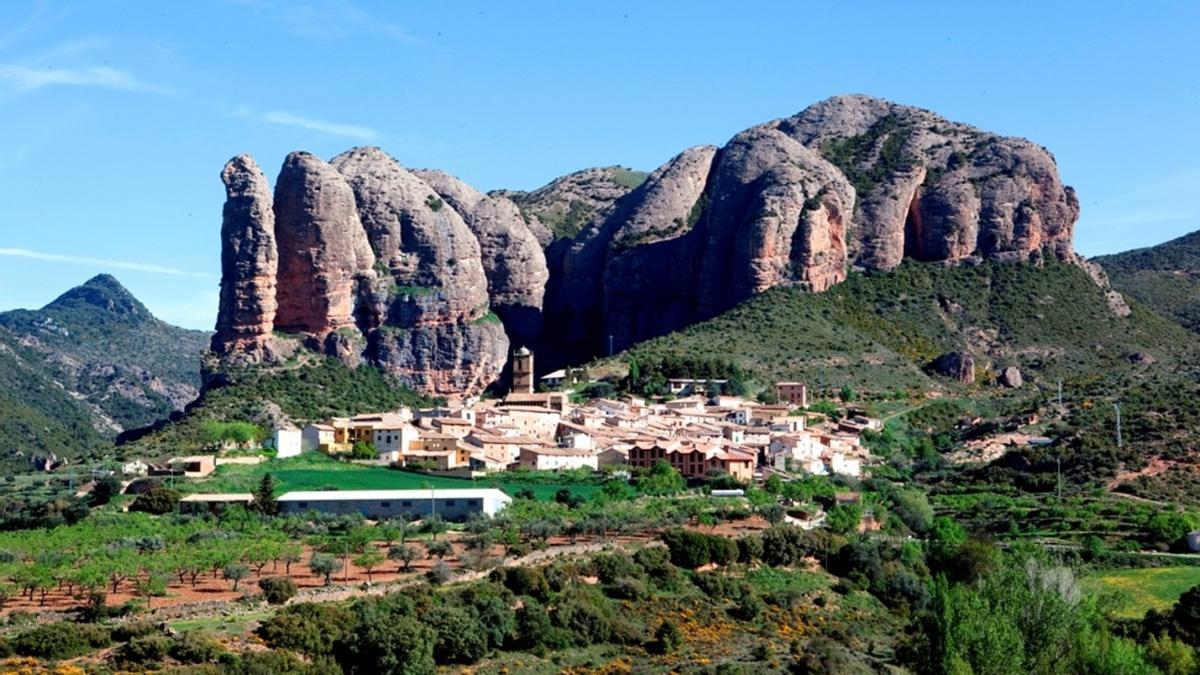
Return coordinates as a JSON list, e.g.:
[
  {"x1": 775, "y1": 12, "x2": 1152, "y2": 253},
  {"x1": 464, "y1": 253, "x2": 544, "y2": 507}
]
[
  {"x1": 0, "y1": 274, "x2": 210, "y2": 432},
  {"x1": 1096, "y1": 228, "x2": 1200, "y2": 333},
  {"x1": 121, "y1": 356, "x2": 442, "y2": 456},
  {"x1": 0, "y1": 329, "x2": 108, "y2": 470},
  {"x1": 617, "y1": 256, "x2": 1195, "y2": 394}
]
